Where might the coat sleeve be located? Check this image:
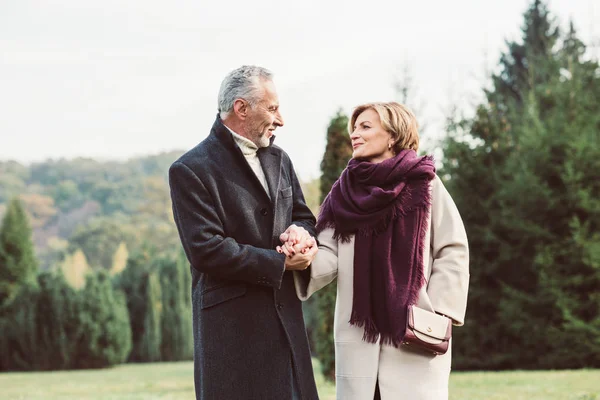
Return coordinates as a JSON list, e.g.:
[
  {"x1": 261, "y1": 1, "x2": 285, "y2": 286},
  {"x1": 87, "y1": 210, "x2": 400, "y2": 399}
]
[
  {"x1": 427, "y1": 175, "x2": 470, "y2": 326},
  {"x1": 288, "y1": 161, "x2": 317, "y2": 238},
  {"x1": 169, "y1": 161, "x2": 286, "y2": 289},
  {"x1": 284, "y1": 157, "x2": 319, "y2": 286},
  {"x1": 294, "y1": 228, "x2": 338, "y2": 300}
]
